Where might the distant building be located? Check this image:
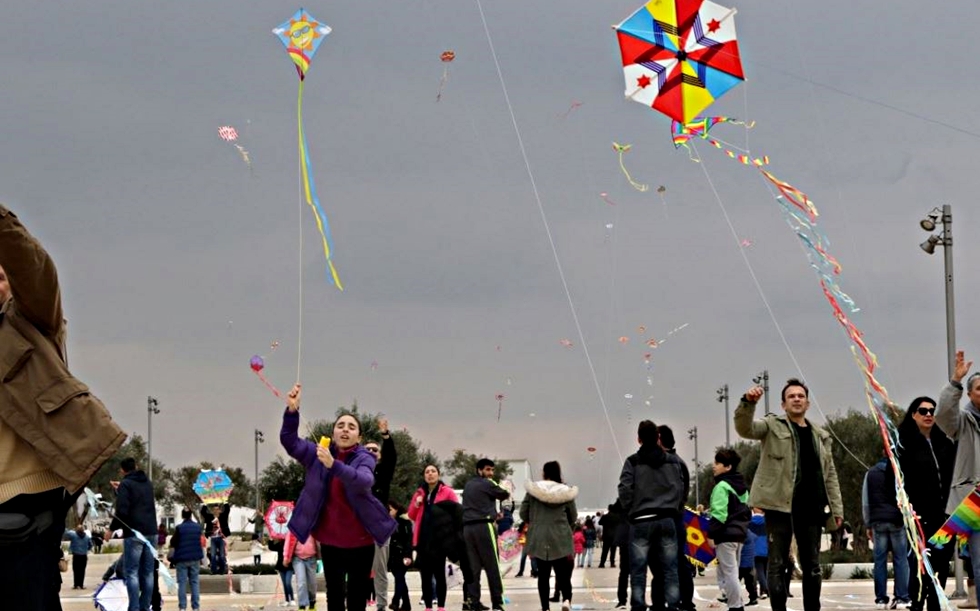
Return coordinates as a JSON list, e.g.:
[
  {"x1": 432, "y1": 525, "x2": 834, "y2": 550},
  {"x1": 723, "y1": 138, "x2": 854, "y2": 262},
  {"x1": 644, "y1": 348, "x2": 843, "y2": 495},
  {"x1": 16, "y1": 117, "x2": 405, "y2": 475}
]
[{"x1": 499, "y1": 458, "x2": 532, "y2": 505}]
